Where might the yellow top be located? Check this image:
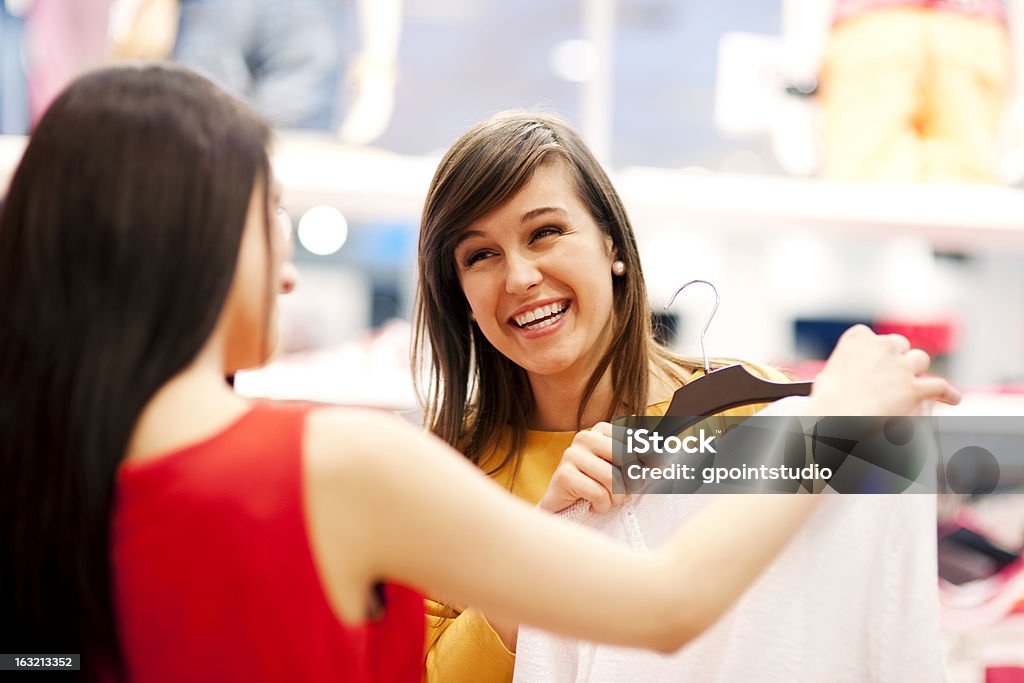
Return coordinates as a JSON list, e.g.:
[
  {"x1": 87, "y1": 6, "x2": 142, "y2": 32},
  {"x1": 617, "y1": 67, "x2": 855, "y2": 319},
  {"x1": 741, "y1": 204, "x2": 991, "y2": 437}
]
[{"x1": 422, "y1": 367, "x2": 791, "y2": 683}]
